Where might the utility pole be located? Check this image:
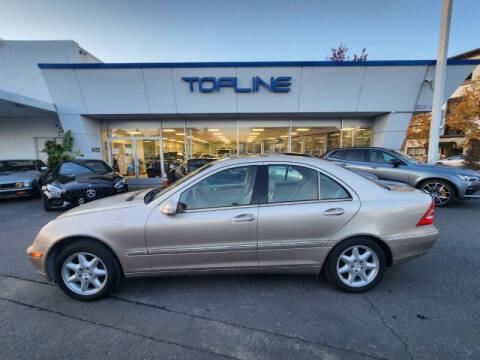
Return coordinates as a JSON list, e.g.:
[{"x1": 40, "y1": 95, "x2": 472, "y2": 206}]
[{"x1": 427, "y1": 0, "x2": 453, "y2": 163}]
